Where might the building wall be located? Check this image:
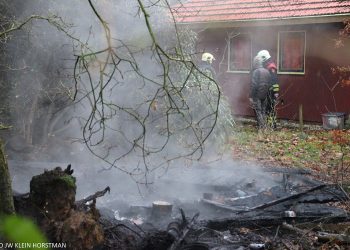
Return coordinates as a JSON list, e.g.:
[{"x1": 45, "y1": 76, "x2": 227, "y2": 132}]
[{"x1": 196, "y1": 23, "x2": 350, "y2": 122}]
